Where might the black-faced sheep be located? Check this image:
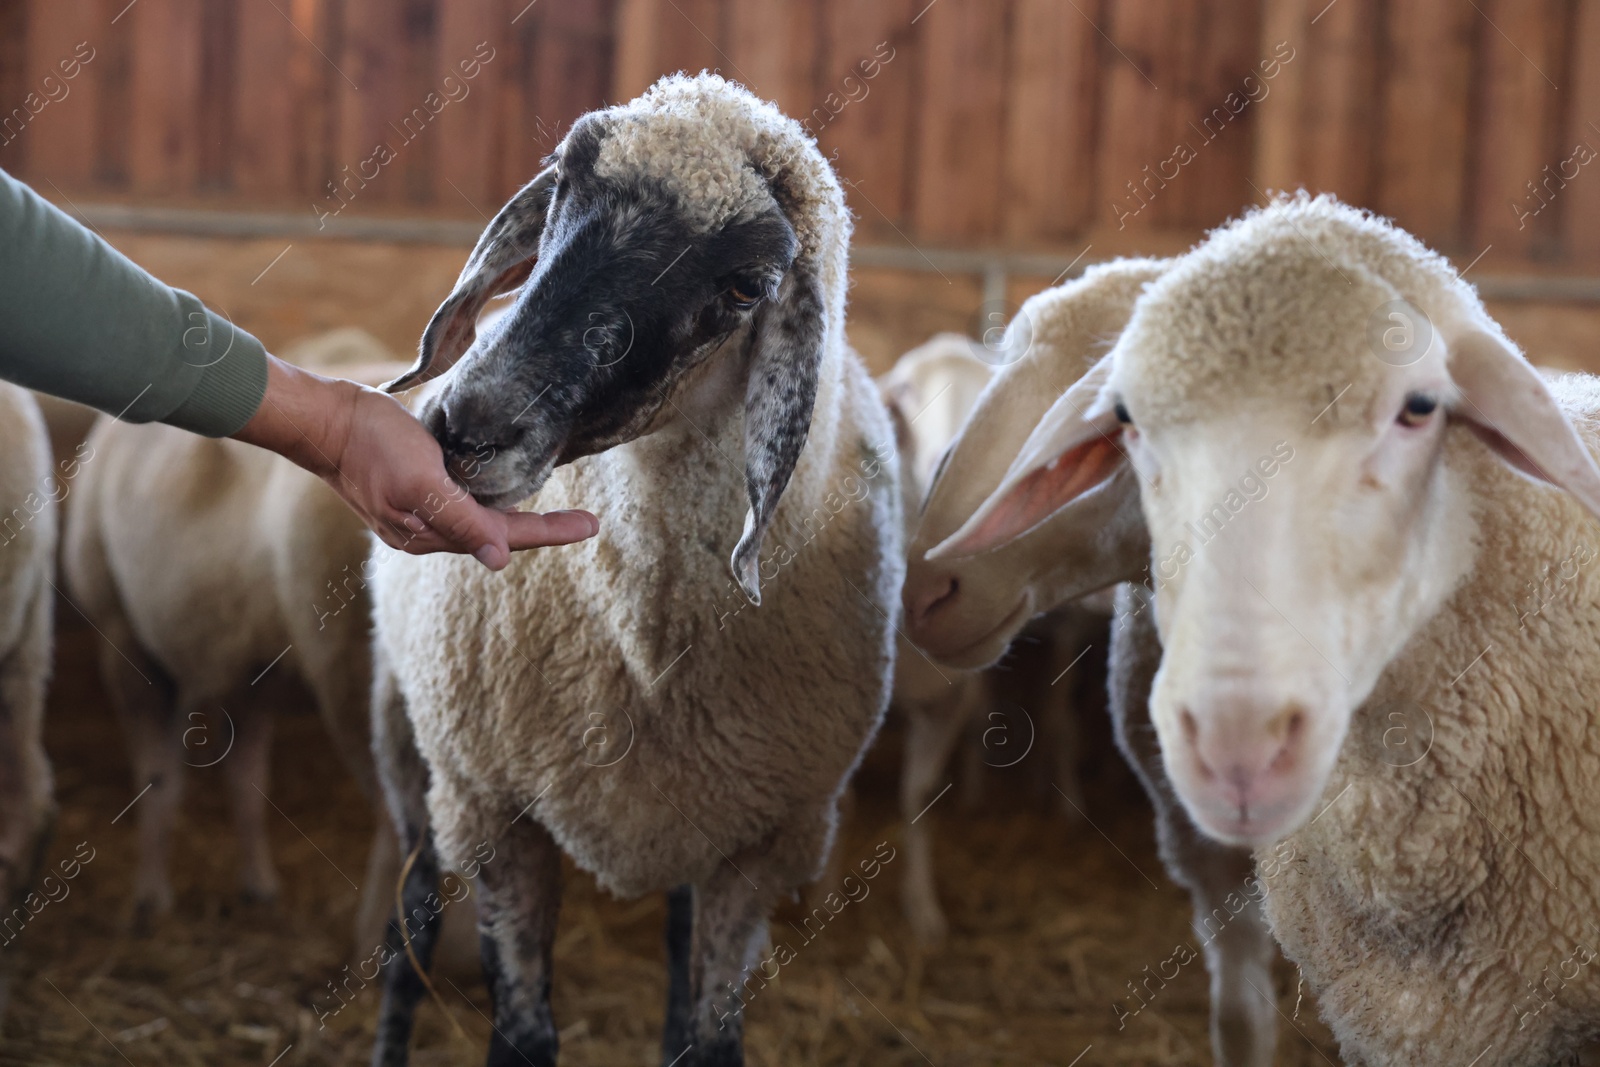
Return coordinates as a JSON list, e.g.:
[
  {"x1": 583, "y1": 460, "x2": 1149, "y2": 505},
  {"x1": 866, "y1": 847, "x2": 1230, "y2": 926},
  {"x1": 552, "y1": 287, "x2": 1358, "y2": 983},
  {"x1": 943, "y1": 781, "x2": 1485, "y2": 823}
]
[{"x1": 366, "y1": 74, "x2": 902, "y2": 1067}]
